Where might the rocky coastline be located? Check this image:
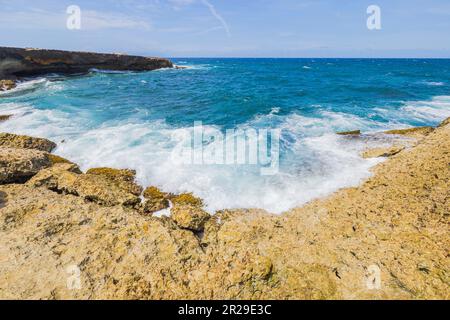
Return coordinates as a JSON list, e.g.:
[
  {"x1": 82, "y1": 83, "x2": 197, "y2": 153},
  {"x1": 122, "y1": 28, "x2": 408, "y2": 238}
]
[
  {"x1": 0, "y1": 47, "x2": 173, "y2": 86},
  {"x1": 0, "y1": 115, "x2": 448, "y2": 299}
]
